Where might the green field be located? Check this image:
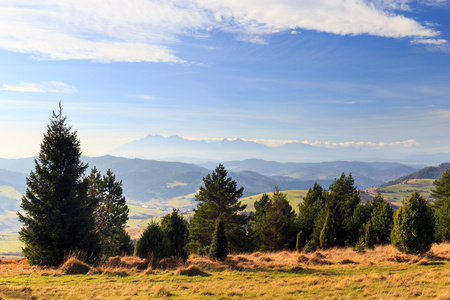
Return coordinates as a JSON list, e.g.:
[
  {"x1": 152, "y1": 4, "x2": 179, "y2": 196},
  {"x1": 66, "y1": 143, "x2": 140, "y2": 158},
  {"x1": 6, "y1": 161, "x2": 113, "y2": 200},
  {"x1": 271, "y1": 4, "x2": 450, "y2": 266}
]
[
  {"x1": 366, "y1": 179, "x2": 434, "y2": 207},
  {"x1": 0, "y1": 186, "x2": 23, "y2": 200},
  {"x1": 0, "y1": 233, "x2": 22, "y2": 255},
  {"x1": 240, "y1": 190, "x2": 308, "y2": 214}
]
